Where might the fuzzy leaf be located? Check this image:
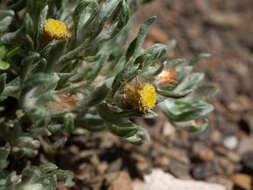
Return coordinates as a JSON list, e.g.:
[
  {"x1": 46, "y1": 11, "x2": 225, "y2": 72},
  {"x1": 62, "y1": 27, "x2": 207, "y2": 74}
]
[
  {"x1": 159, "y1": 99, "x2": 214, "y2": 122},
  {"x1": 36, "y1": 5, "x2": 48, "y2": 48},
  {"x1": 0, "y1": 60, "x2": 10, "y2": 70},
  {"x1": 189, "y1": 53, "x2": 211, "y2": 66},
  {"x1": 78, "y1": 84, "x2": 109, "y2": 114},
  {"x1": 0, "y1": 45, "x2": 7, "y2": 59},
  {"x1": 111, "y1": 62, "x2": 140, "y2": 96},
  {"x1": 24, "y1": 13, "x2": 34, "y2": 37},
  {"x1": 63, "y1": 113, "x2": 75, "y2": 132},
  {"x1": 173, "y1": 73, "x2": 205, "y2": 94},
  {"x1": 0, "y1": 148, "x2": 9, "y2": 171},
  {"x1": 73, "y1": 0, "x2": 99, "y2": 45},
  {"x1": 171, "y1": 119, "x2": 209, "y2": 133},
  {"x1": 97, "y1": 103, "x2": 141, "y2": 138},
  {"x1": 44, "y1": 40, "x2": 67, "y2": 72},
  {"x1": 0, "y1": 73, "x2": 6, "y2": 94},
  {"x1": 76, "y1": 114, "x2": 106, "y2": 132},
  {"x1": 0, "y1": 10, "x2": 15, "y2": 33},
  {"x1": 89, "y1": 0, "x2": 121, "y2": 39},
  {"x1": 126, "y1": 16, "x2": 156, "y2": 62},
  {"x1": 0, "y1": 26, "x2": 24, "y2": 44}
]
